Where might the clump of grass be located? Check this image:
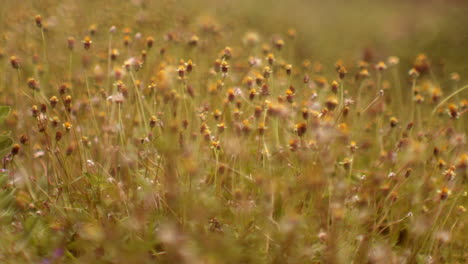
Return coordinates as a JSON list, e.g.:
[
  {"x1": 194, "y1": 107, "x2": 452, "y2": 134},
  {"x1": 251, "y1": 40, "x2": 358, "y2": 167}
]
[{"x1": 0, "y1": 2, "x2": 467, "y2": 264}]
